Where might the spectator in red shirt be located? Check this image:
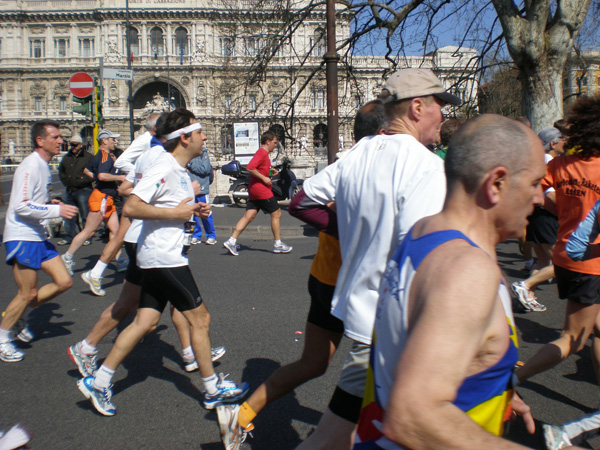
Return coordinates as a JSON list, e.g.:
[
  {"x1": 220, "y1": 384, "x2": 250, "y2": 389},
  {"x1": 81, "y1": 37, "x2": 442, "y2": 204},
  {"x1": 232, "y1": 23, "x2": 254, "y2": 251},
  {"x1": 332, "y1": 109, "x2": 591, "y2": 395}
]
[{"x1": 223, "y1": 131, "x2": 292, "y2": 256}]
